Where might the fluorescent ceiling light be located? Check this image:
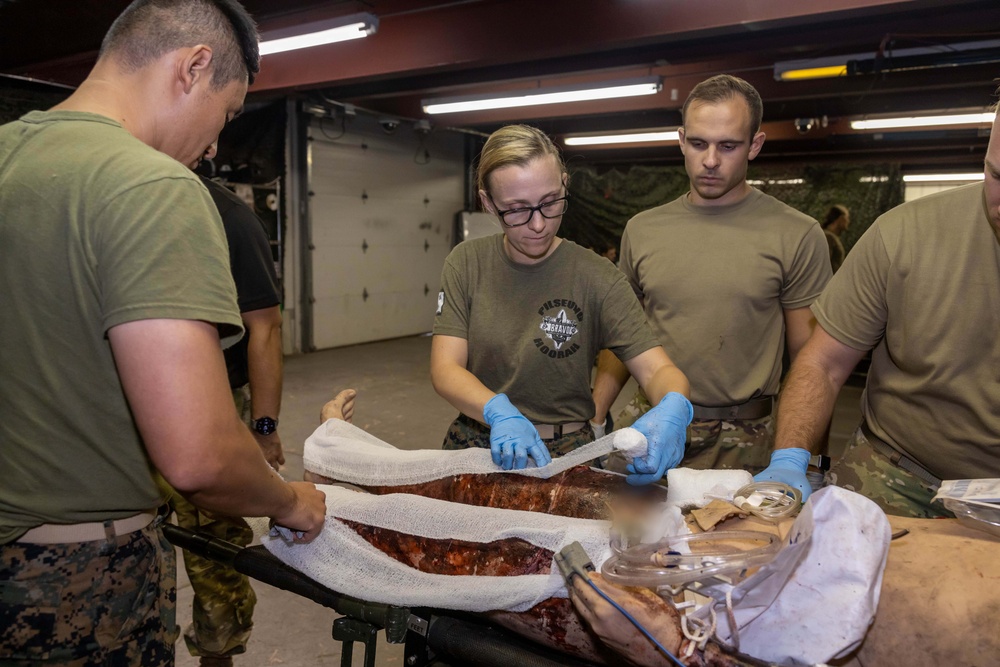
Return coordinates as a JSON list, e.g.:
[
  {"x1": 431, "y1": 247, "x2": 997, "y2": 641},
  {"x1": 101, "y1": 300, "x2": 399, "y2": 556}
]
[
  {"x1": 903, "y1": 173, "x2": 984, "y2": 183},
  {"x1": 259, "y1": 12, "x2": 377, "y2": 56},
  {"x1": 851, "y1": 112, "x2": 995, "y2": 130},
  {"x1": 564, "y1": 130, "x2": 679, "y2": 146},
  {"x1": 422, "y1": 76, "x2": 661, "y2": 115},
  {"x1": 774, "y1": 39, "x2": 1000, "y2": 81}
]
